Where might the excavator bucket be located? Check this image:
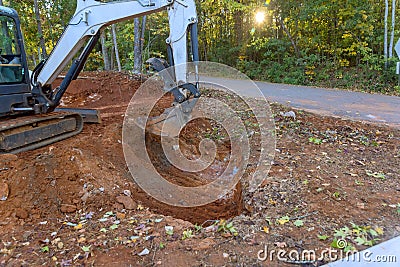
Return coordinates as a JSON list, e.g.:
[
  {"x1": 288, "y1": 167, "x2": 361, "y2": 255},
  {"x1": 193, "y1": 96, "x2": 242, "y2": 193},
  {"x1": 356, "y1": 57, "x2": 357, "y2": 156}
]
[
  {"x1": 55, "y1": 108, "x2": 101, "y2": 123},
  {"x1": 136, "y1": 105, "x2": 190, "y2": 137}
]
